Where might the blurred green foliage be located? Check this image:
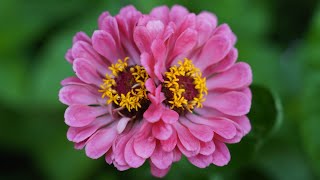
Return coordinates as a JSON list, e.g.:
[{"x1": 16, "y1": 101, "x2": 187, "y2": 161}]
[{"x1": 0, "y1": 0, "x2": 319, "y2": 179}]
